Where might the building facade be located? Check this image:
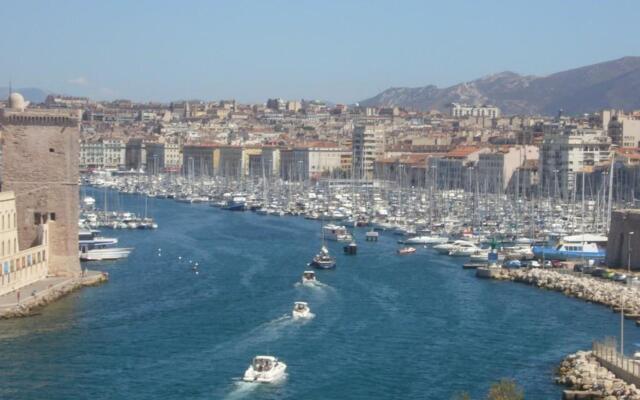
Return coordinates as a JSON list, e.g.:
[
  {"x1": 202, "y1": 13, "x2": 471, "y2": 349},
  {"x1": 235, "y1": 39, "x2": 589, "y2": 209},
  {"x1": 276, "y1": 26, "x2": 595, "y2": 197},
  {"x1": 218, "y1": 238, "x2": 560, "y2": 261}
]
[
  {"x1": 352, "y1": 124, "x2": 386, "y2": 180},
  {"x1": 450, "y1": 103, "x2": 500, "y2": 118},
  {"x1": 540, "y1": 124, "x2": 611, "y2": 199}
]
